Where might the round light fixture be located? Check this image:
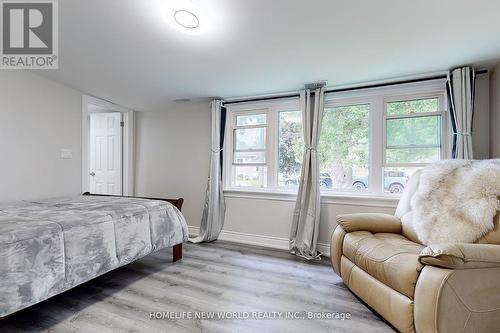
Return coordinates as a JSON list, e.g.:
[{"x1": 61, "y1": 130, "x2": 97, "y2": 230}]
[{"x1": 173, "y1": 10, "x2": 199, "y2": 29}]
